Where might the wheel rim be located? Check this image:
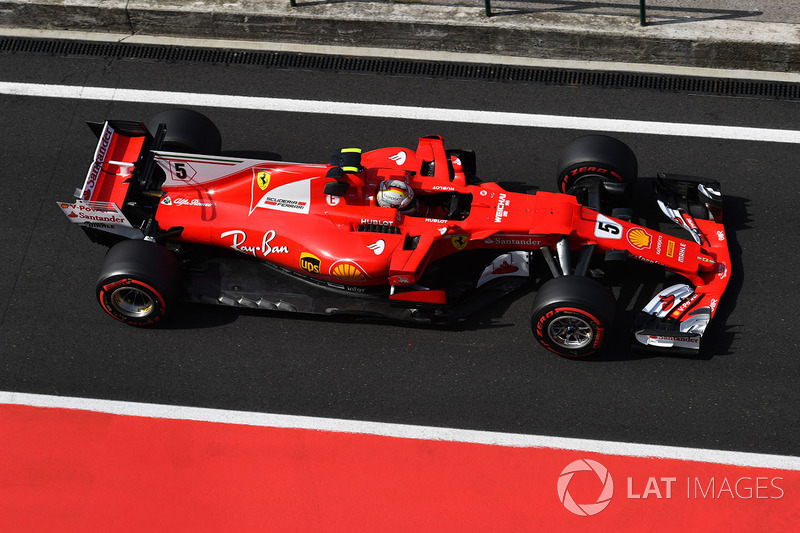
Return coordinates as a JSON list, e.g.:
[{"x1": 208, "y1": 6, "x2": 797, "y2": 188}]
[
  {"x1": 110, "y1": 286, "x2": 154, "y2": 318},
  {"x1": 547, "y1": 315, "x2": 594, "y2": 350}
]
